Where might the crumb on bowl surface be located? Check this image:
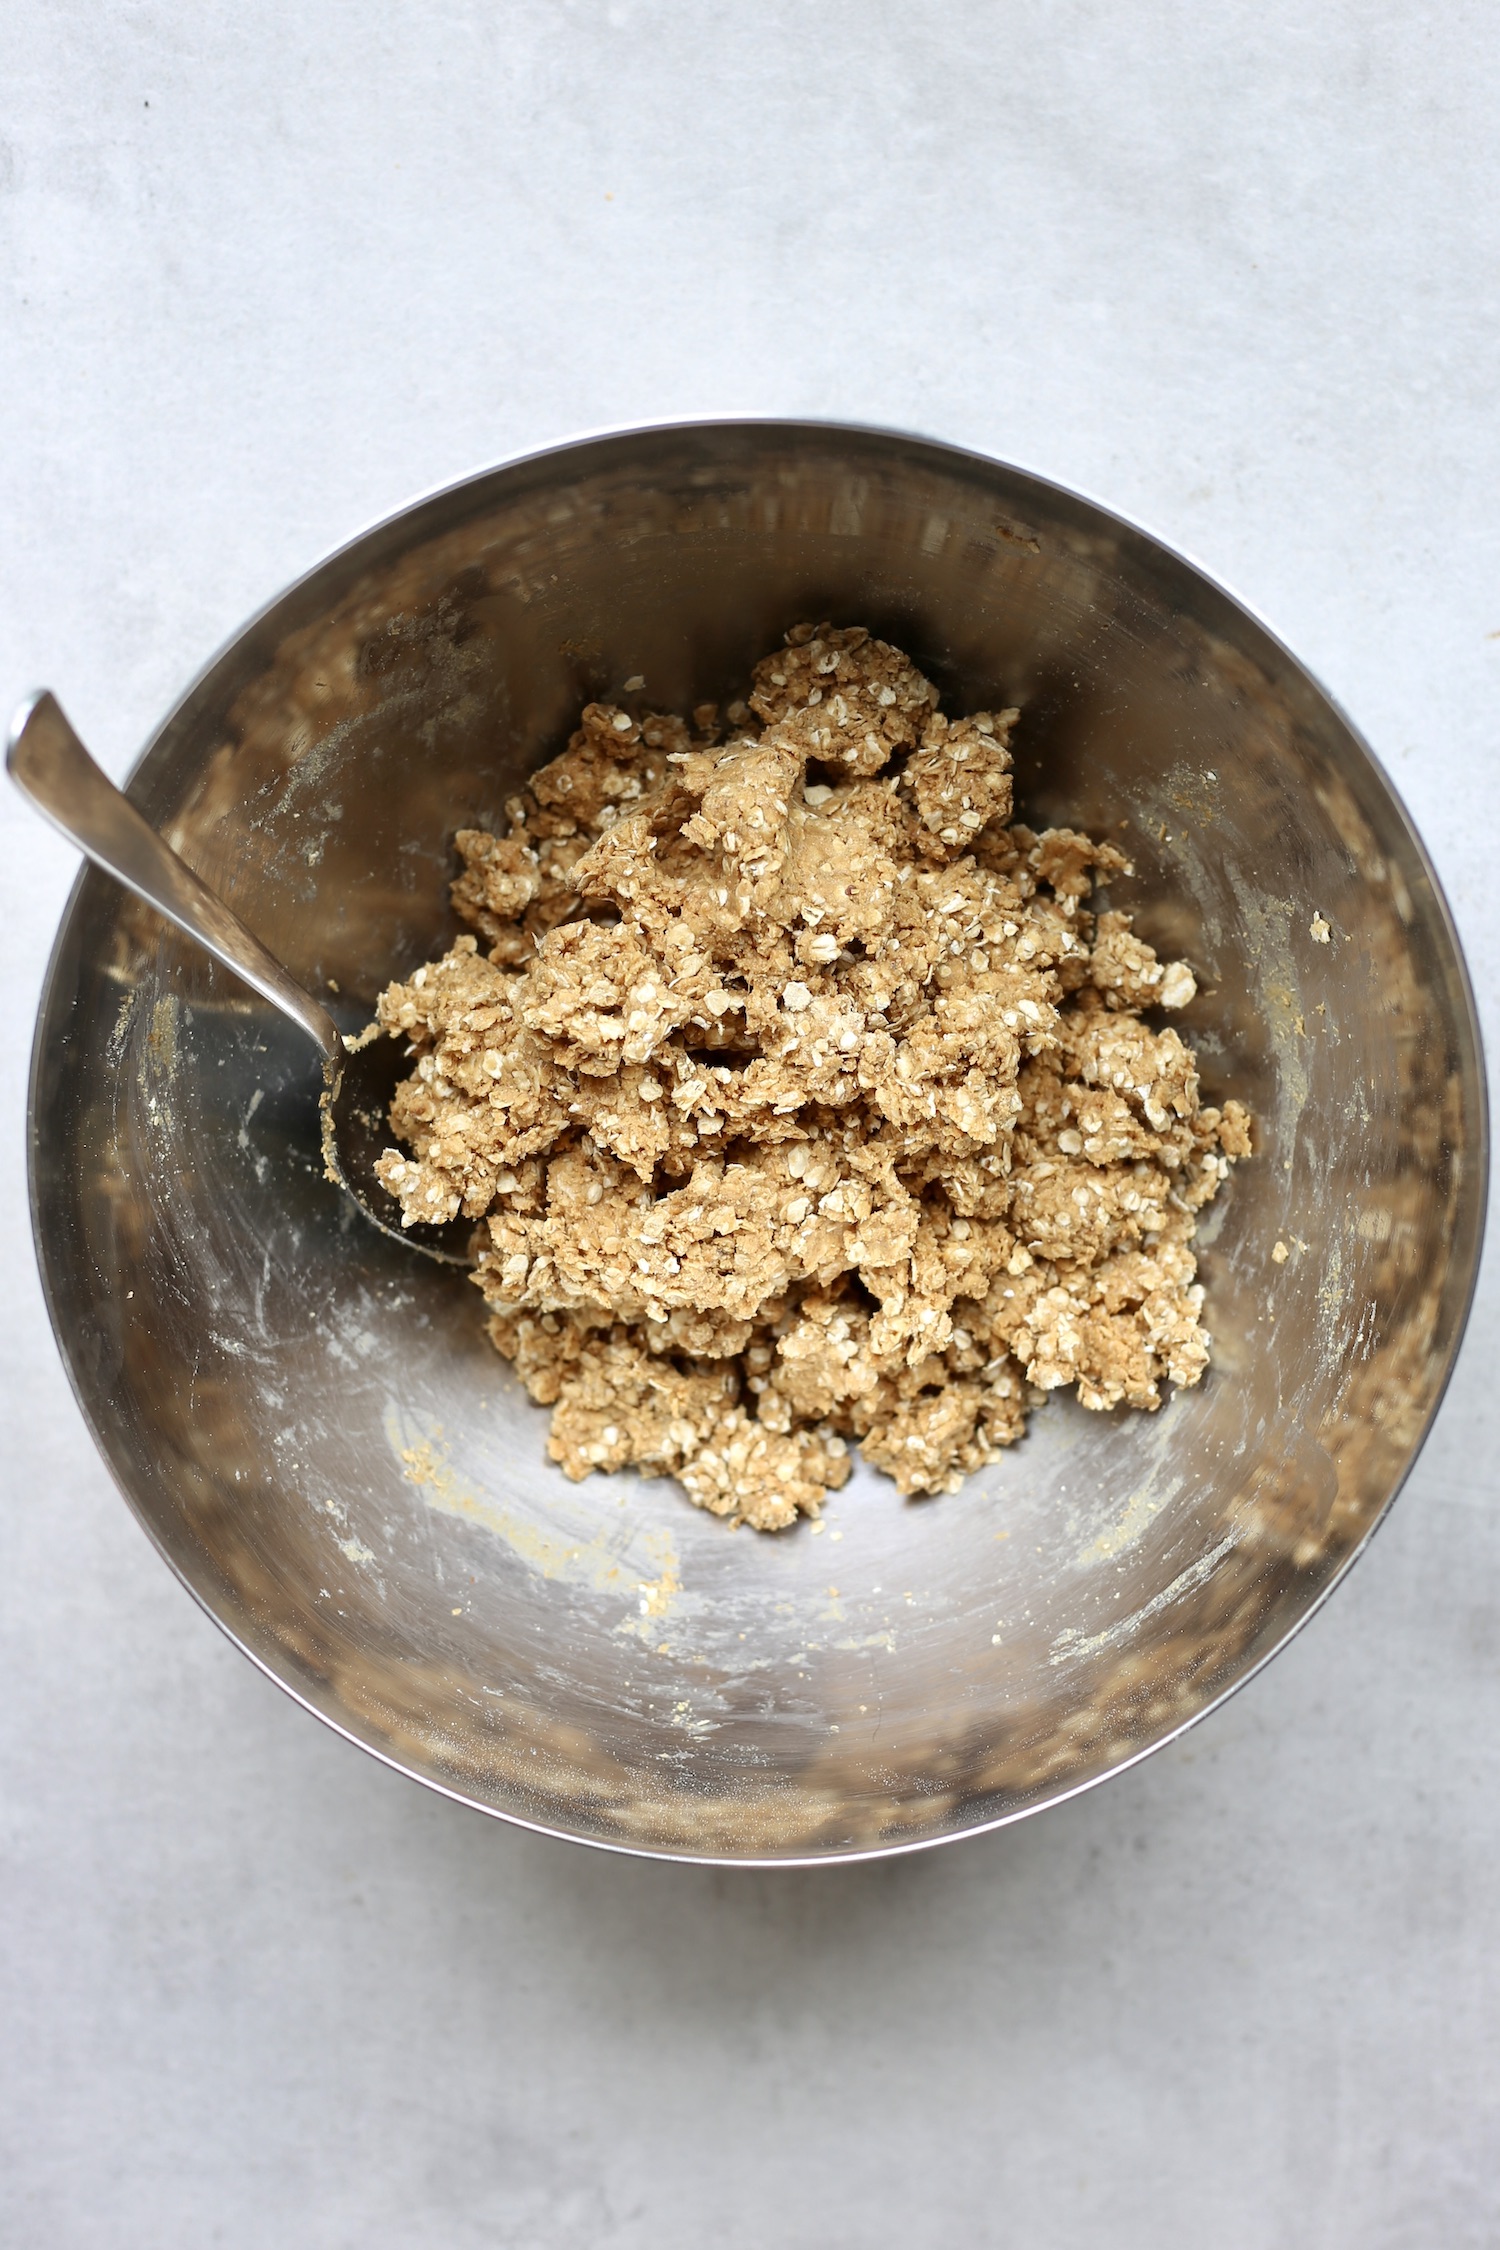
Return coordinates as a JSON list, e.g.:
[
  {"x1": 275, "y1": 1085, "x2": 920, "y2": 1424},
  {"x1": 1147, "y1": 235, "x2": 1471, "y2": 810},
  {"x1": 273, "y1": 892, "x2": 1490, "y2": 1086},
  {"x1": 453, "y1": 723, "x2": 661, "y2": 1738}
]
[{"x1": 372, "y1": 624, "x2": 1251, "y2": 1530}]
